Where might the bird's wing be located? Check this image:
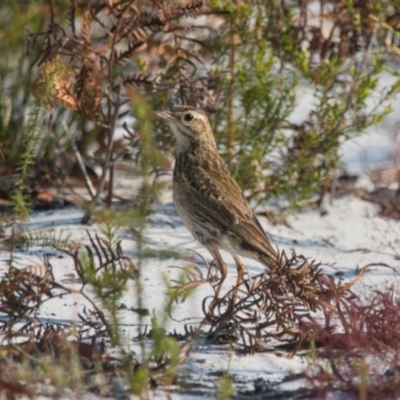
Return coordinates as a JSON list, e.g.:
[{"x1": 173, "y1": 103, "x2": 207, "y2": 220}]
[{"x1": 185, "y1": 165, "x2": 278, "y2": 261}]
